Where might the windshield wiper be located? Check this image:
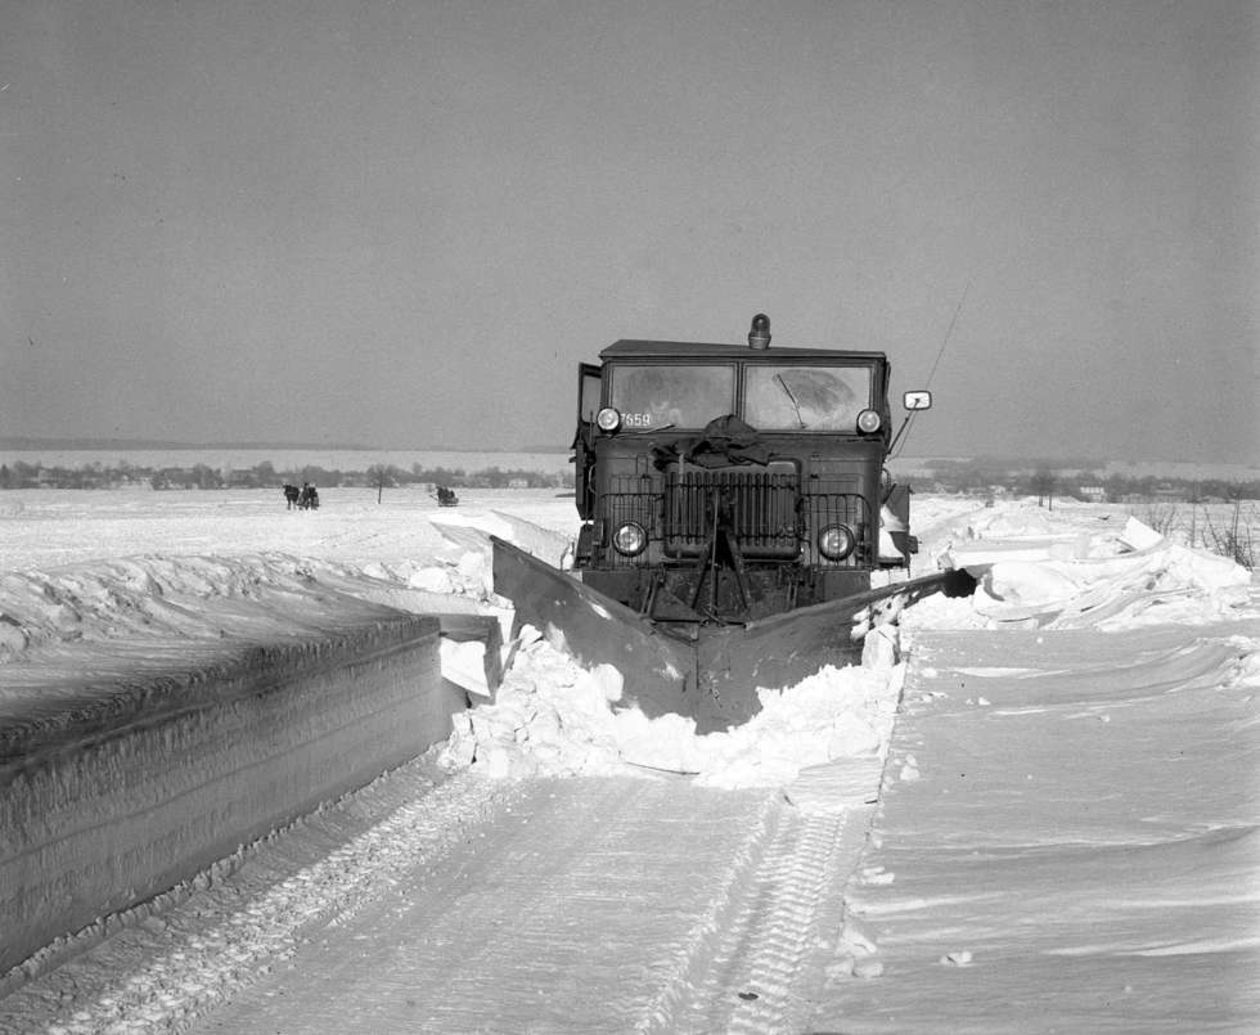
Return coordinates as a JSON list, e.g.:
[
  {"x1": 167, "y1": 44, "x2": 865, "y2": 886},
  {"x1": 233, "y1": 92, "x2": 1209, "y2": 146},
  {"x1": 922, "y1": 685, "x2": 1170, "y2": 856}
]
[{"x1": 775, "y1": 374, "x2": 807, "y2": 429}]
